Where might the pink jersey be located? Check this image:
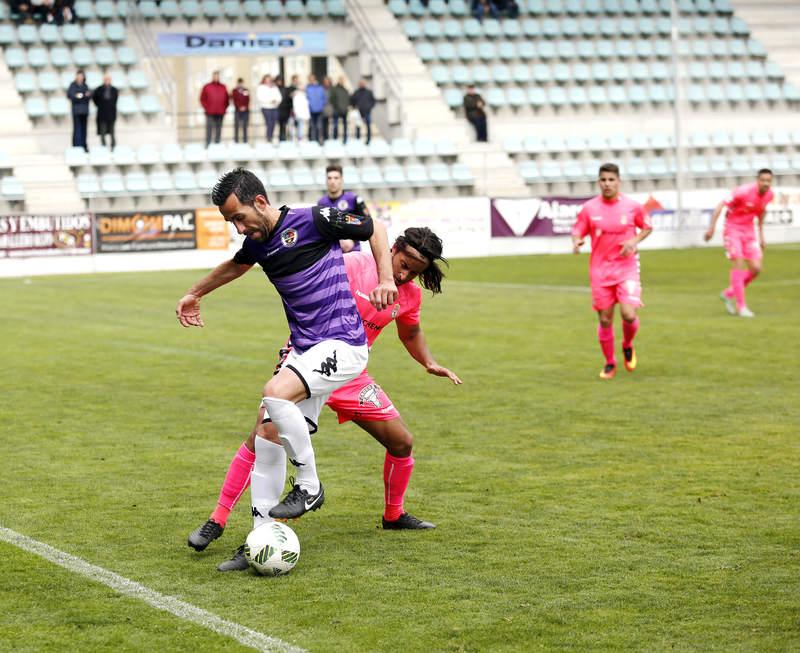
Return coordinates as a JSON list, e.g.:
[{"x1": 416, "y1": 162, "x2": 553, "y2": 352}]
[
  {"x1": 344, "y1": 250, "x2": 421, "y2": 347},
  {"x1": 572, "y1": 194, "x2": 652, "y2": 286},
  {"x1": 724, "y1": 183, "x2": 774, "y2": 228}
]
